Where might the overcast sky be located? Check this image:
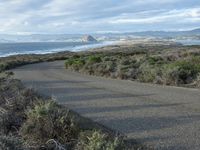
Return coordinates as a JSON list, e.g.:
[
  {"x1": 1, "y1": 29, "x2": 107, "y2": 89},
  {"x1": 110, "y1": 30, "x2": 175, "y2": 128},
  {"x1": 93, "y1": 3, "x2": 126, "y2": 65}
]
[{"x1": 0, "y1": 0, "x2": 200, "y2": 34}]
